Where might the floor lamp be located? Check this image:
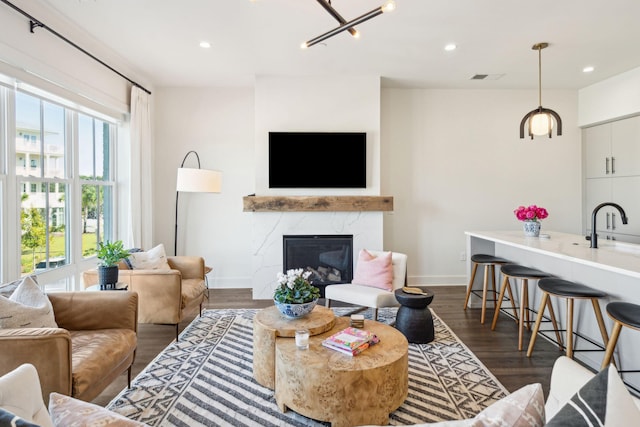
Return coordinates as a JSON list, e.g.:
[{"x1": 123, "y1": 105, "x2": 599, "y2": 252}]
[{"x1": 175, "y1": 151, "x2": 222, "y2": 255}]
